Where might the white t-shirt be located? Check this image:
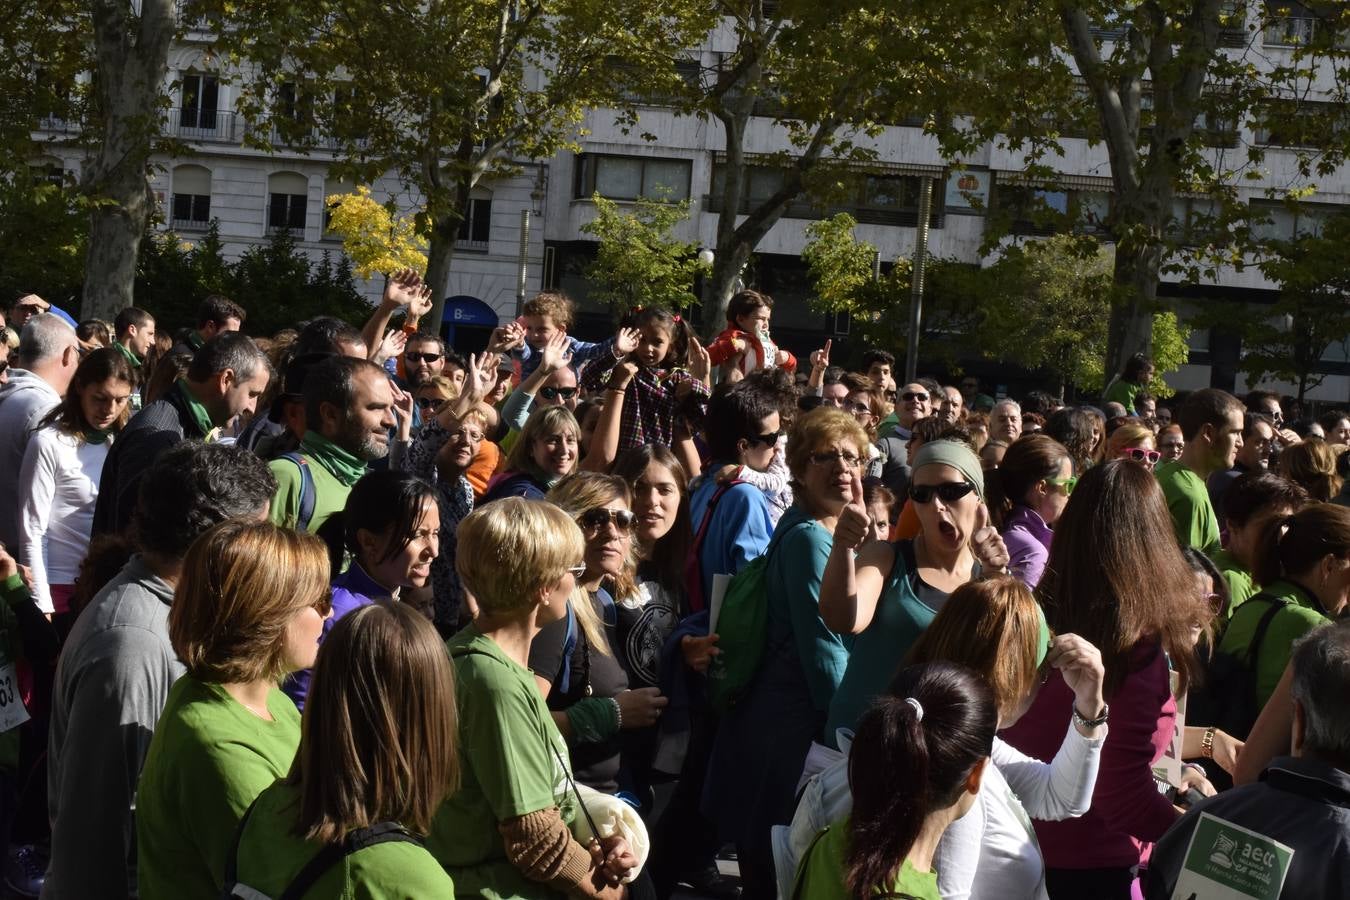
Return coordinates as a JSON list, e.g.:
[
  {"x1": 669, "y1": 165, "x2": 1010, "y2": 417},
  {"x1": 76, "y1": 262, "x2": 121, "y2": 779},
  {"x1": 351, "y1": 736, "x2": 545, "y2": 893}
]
[{"x1": 19, "y1": 426, "x2": 111, "y2": 612}]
